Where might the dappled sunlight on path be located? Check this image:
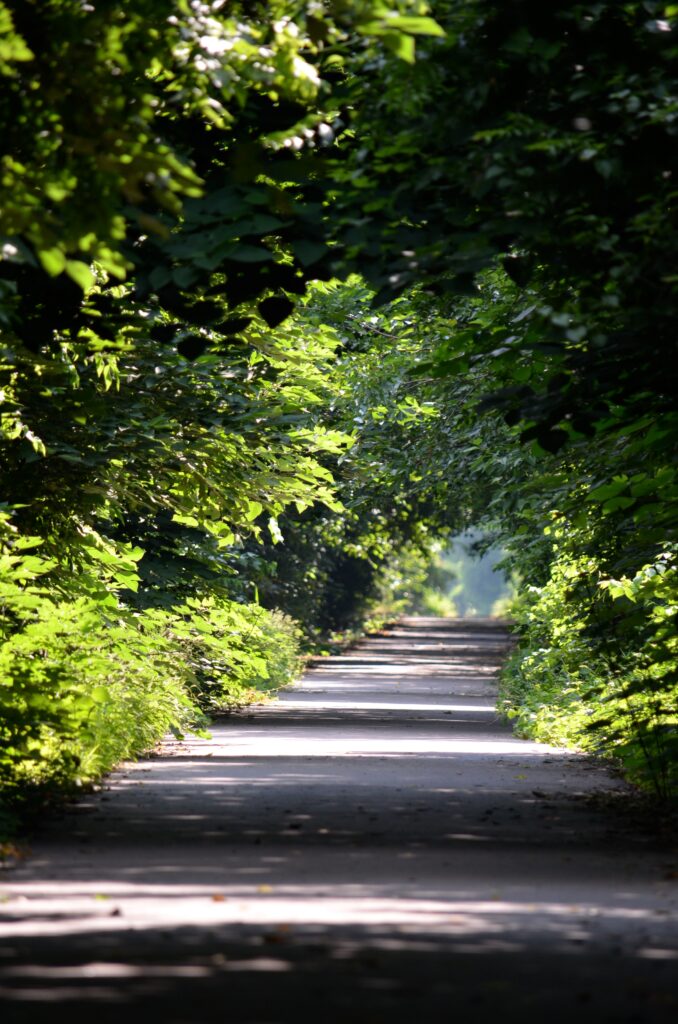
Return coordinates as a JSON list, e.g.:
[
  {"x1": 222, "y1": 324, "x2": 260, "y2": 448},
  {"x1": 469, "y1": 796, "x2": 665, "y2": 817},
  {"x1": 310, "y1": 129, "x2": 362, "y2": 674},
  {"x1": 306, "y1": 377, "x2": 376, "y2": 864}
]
[{"x1": 1, "y1": 618, "x2": 677, "y2": 1022}]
